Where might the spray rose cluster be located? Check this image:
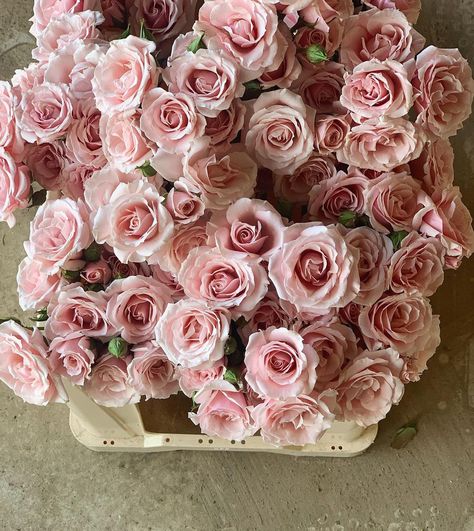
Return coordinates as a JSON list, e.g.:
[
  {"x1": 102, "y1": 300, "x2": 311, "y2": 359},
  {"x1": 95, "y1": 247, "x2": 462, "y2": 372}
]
[{"x1": 0, "y1": 0, "x2": 473, "y2": 447}]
